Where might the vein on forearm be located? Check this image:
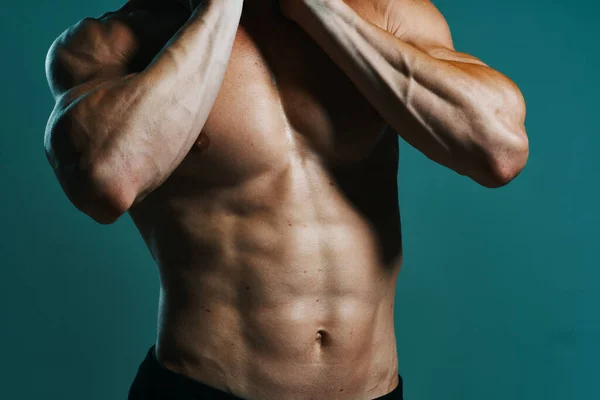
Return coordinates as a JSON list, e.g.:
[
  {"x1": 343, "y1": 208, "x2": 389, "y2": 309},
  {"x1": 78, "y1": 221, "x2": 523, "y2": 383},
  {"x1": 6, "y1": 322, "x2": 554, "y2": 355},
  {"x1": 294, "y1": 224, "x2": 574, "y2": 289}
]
[{"x1": 294, "y1": 0, "x2": 506, "y2": 170}]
